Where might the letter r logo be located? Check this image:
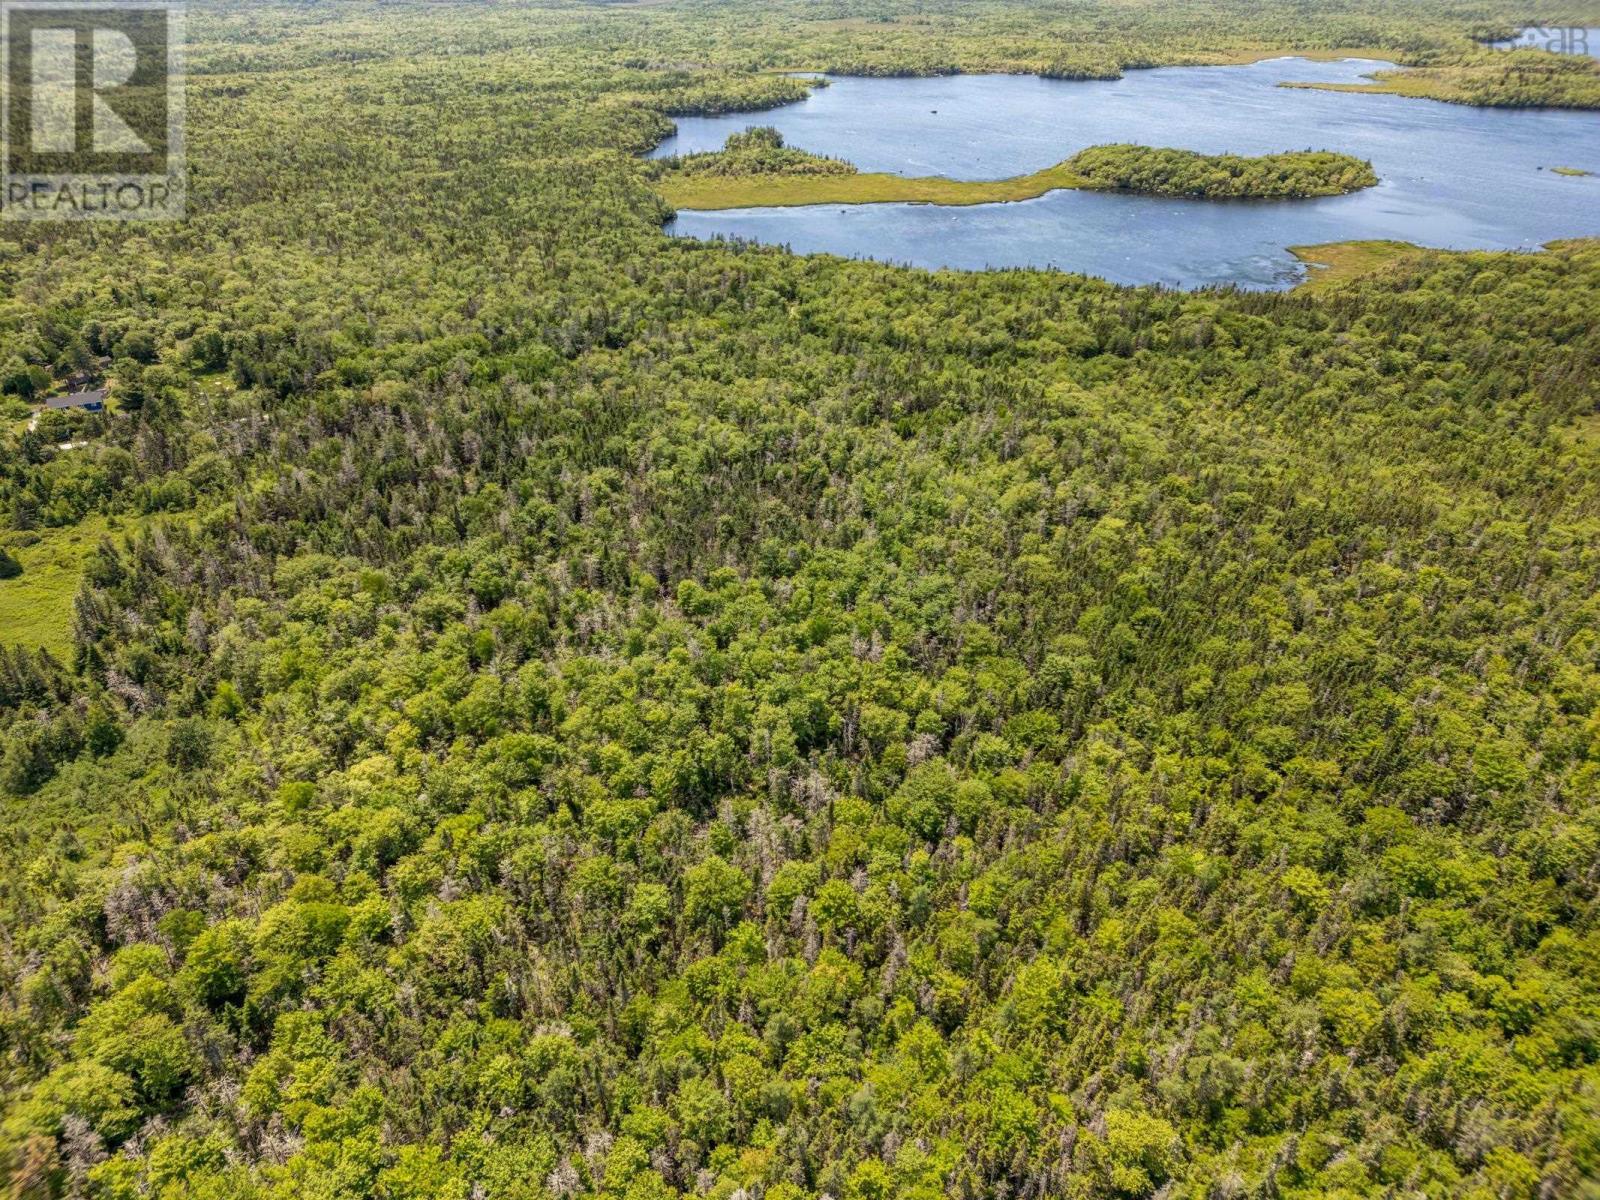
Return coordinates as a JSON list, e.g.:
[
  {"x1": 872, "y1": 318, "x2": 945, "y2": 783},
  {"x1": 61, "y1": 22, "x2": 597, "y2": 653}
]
[
  {"x1": 26, "y1": 27, "x2": 71, "y2": 151},
  {"x1": 91, "y1": 28, "x2": 152, "y2": 153},
  {"x1": 4, "y1": 3, "x2": 173, "y2": 166},
  {"x1": 2, "y1": 2, "x2": 185, "y2": 220}
]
